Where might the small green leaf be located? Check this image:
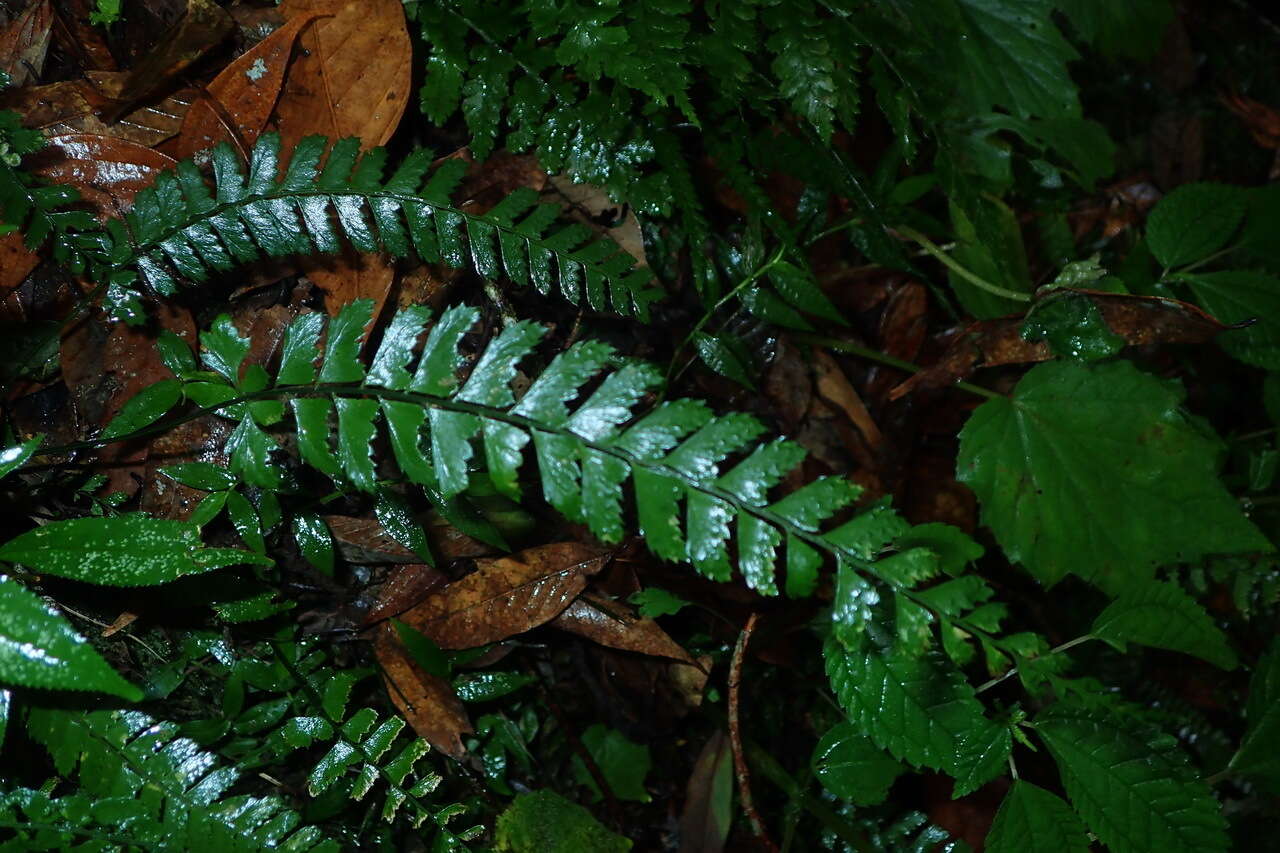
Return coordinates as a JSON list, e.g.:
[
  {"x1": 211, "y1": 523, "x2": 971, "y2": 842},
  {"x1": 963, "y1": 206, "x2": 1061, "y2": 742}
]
[
  {"x1": 986, "y1": 781, "x2": 1089, "y2": 853},
  {"x1": 1230, "y1": 637, "x2": 1280, "y2": 789},
  {"x1": 627, "y1": 588, "x2": 690, "y2": 619},
  {"x1": 225, "y1": 490, "x2": 265, "y2": 553},
  {"x1": 159, "y1": 462, "x2": 237, "y2": 492},
  {"x1": 1146, "y1": 183, "x2": 1247, "y2": 269},
  {"x1": 454, "y1": 671, "x2": 536, "y2": 703},
  {"x1": 572, "y1": 724, "x2": 652, "y2": 803},
  {"x1": 292, "y1": 512, "x2": 335, "y2": 575},
  {"x1": 391, "y1": 619, "x2": 450, "y2": 678},
  {"x1": 0, "y1": 435, "x2": 41, "y2": 481},
  {"x1": 693, "y1": 332, "x2": 756, "y2": 389},
  {"x1": 1020, "y1": 292, "x2": 1124, "y2": 361},
  {"x1": 201, "y1": 315, "x2": 251, "y2": 384},
  {"x1": 0, "y1": 515, "x2": 262, "y2": 586},
  {"x1": 0, "y1": 575, "x2": 142, "y2": 700},
  {"x1": 1036, "y1": 706, "x2": 1228, "y2": 853},
  {"x1": 1091, "y1": 580, "x2": 1237, "y2": 669},
  {"x1": 155, "y1": 330, "x2": 197, "y2": 378},
  {"x1": 813, "y1": 722, "x2": 903, "y2": 806},
  {"x1": 375, "y1": 488, "x2": 433, "y2": 564},
  {"x1": 101, "y1": 379, "x2": 182, "y2": 440}
]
